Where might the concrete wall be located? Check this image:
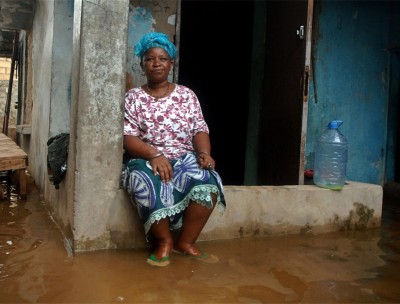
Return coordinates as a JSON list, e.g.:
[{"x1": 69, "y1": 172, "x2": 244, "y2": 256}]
[
  {"x1": 44, "y1": 0, "x2": 75, "y2": 246},
  {"x1": 69, "y1": 0, "x2": 129, "y2": 251},
  {"x1": 29, "y1": 0, "x2": 75, "y2": 246},
  {"x1": 49, "y1": 0, "x2": 73, "y2": 138},
  {"x1": 31, "y1": 0, "x2": 54, "y2": 192}
]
